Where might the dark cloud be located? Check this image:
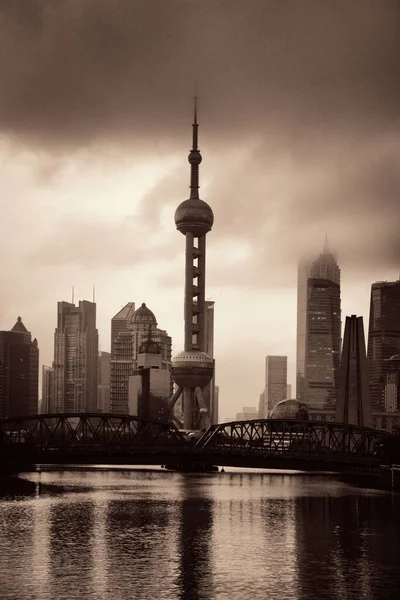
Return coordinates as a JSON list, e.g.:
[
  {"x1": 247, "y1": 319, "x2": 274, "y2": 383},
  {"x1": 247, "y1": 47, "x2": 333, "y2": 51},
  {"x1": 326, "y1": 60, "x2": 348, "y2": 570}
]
[
  {"x1": 2, "y1": 0, "x2": 396, "y2": 282},
  {"x1": 0, "y1": 0, "x2": 398, "y2": 148}
]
